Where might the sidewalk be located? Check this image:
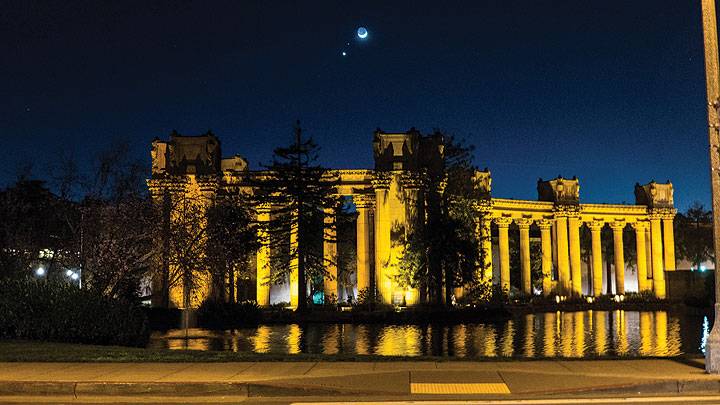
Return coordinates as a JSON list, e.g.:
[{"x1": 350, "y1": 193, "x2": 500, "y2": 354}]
[{"x1": 0, "y1": 358, "x2": 718, "y2": 402}]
